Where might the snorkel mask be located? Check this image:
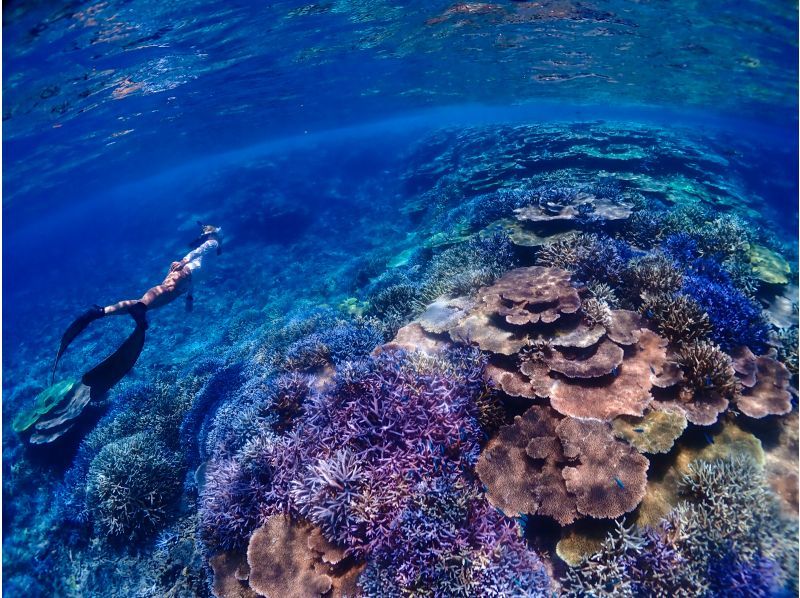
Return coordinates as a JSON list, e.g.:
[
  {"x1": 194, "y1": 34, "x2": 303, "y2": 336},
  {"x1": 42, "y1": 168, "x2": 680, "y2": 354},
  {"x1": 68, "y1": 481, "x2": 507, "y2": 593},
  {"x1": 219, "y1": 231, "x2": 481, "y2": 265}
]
[{"x1": 190, "y1": 221, "x2": 223, "y2": 254}]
